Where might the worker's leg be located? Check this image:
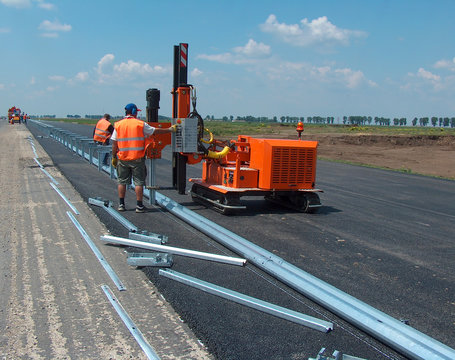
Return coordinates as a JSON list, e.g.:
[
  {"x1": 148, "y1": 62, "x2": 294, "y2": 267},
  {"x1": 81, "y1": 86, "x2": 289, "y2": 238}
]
[
  {"x1": 116, "y1": 160, "x2": 132, "y2": 210},
  {"x1": 135, "y1": 185, "x2": 143, "y2": 202},
  {"x1": 118, "y1": 184, "x2": 126, "y2": 199},
  {"x1": 132, "y1": 158, "x2": 147, "y2": 212}
]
